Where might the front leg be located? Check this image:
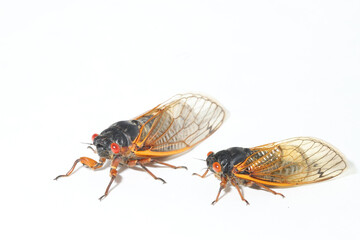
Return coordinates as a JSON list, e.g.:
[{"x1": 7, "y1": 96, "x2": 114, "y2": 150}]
[
  {"x1": 54, "y1": 157, "x2": 106, "y2": 180},
  {"x1": 193, "y1": 169, "x2": 209, "y2": 178}
]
